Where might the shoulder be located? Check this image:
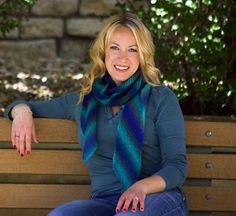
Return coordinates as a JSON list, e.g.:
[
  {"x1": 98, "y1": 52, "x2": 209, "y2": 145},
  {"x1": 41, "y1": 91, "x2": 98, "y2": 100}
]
[
  {"x1": 147, "y1": 85, "x2": 184, "y2": 123},
  {"x1": 150, "y1": 85, "x2": 178, "y2": 103}
]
